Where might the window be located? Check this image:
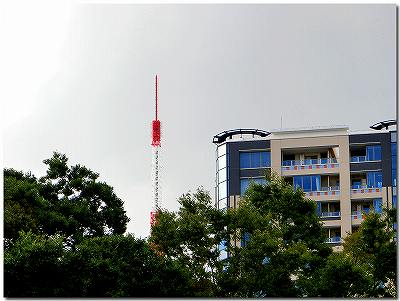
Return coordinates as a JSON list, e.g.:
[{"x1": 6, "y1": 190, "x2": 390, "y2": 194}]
[
  {"x1": 373, "y1": 198, "x2": 382, "y2": 214},
  {"x1": 241, "y1": 232, "x2": 250, "y2": 247},
  {"x1": 293, "y1": 175, "x2": 321, "y2": 192},
  {"x1": 316, "y1": 201, "x2": 322, "y2": 215},
  {"x1": 367, "y1": 171, "x2": 382, "y2": 188},
  {"x1": 392, "y1": 142, "x2": 397, "y2": 187},
  {"x1": 219, "y1": 182, "x2": 227, "y2": 200},
  {"x1": 366, "y1": 145, "x2": 382, "y2": 161},
  {"x1": 240, "y1": 177, "x2": 267, "y2": 195},
  {"x1": 218, "y1": 155, "x2": 226, "y2": 170},
  {"x1": 217, "y1": 144, "x2": 226, "y2": 158},
  {"x1": 393, "y1": 195, "x2": 397, "y2": 209},
  {"x1": 218, "y1": 198, "x2": 228, "y2": 210},
  {"x1": 218, "y1": 168, "x2": 227, "y2": 184},
  {"x1": 240, "y1": 151, "x2": 271, "y2": 168}
]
